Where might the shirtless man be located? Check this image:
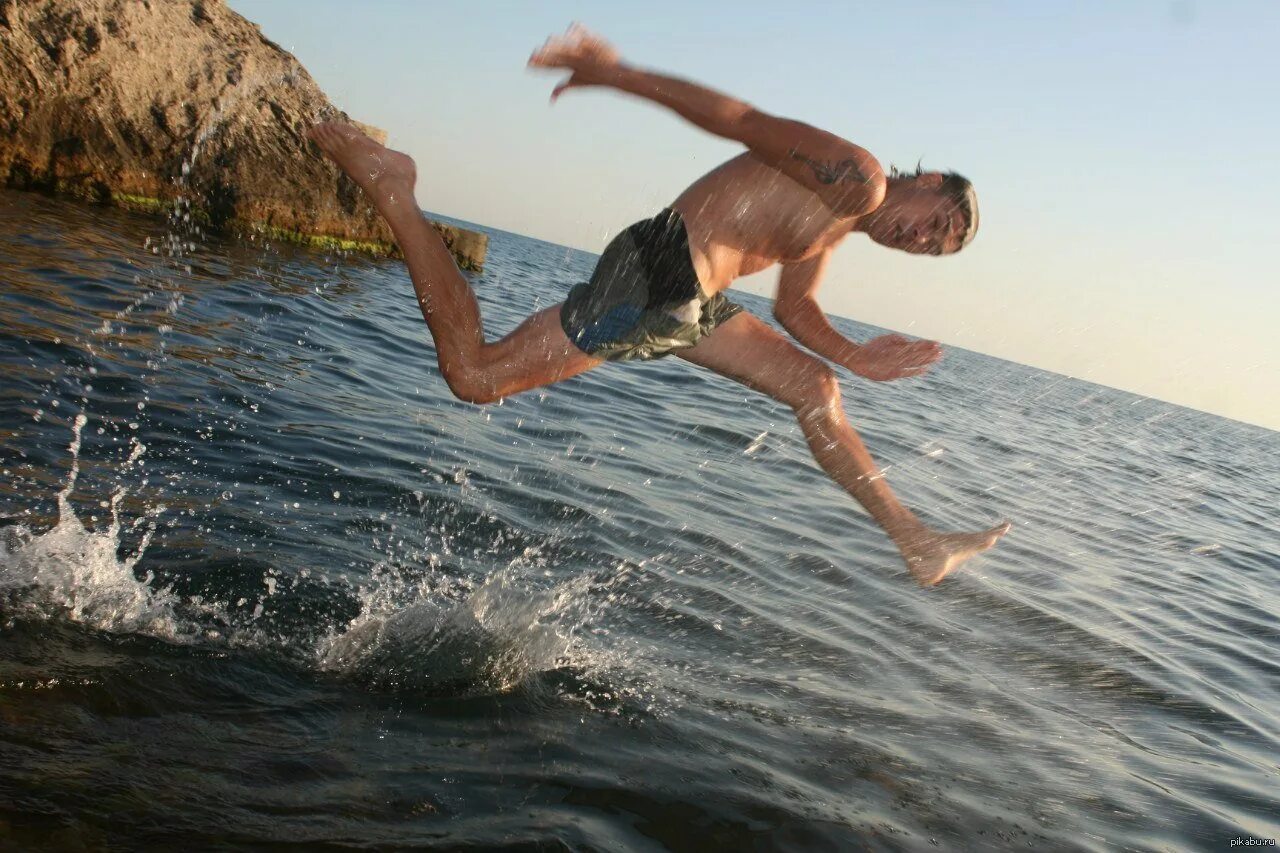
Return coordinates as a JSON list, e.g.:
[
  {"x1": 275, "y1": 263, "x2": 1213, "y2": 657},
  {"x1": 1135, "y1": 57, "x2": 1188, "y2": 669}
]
[{"x1": 307, "y1": 25, "x2": 1010, "y2": 586}]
